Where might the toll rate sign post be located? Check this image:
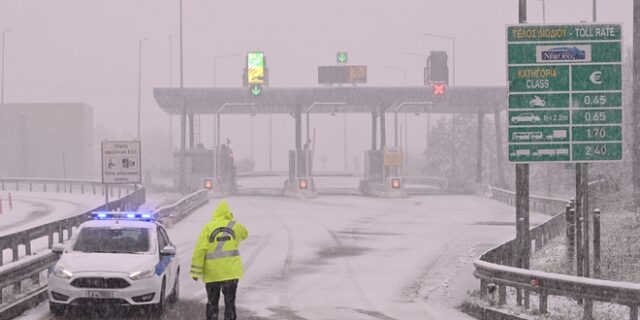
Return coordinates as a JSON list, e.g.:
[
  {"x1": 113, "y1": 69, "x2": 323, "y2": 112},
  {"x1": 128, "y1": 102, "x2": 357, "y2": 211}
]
[
  {"x1": 101, "y1": 140, "x2": 142, "y2": 208},
  {"x1": 507, "y1": 23, "x2": 622, "y2": 280},
  {"x1": 507, "y1": 23, "x2": 622, "y2": 163}
]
